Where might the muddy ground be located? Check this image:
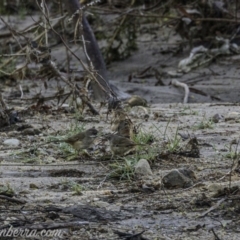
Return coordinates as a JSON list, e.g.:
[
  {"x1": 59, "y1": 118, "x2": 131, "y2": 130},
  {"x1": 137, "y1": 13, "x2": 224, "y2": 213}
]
[{"x1": 1, "y1": 10, "x2": 240, "y2": 240}]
